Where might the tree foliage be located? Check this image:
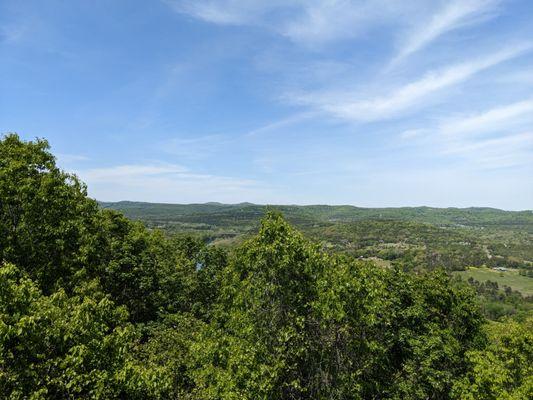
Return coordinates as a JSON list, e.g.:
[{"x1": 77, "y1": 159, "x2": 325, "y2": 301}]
[
  {"x1": 0, "y1": 134, "x2": 99, "y2": 293},
  {"x1": 0, "y1": 134, "x2": 531, "y2": 399},
  {"x1": 0, "y1": 263, "x2": 166, "y2": 399},
  {"x1": 189, "y1": 214, "x2": 486, "y2": 399},
  {"x1": 452, "y1": 317, "x2": 532, "y2": 399}
]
